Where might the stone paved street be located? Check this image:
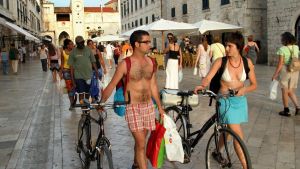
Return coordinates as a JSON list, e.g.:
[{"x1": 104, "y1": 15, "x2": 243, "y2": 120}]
[{"x1": 0, "y1": 59, "x2": 300, "y2": 169}]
